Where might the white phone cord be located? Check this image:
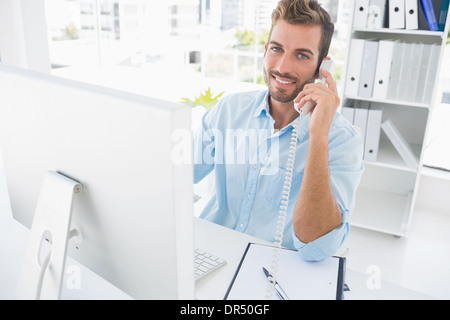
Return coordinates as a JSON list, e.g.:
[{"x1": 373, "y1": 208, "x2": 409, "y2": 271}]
[{"x1": 265, "y1": 113, "x2": 303, "y2": 299}]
